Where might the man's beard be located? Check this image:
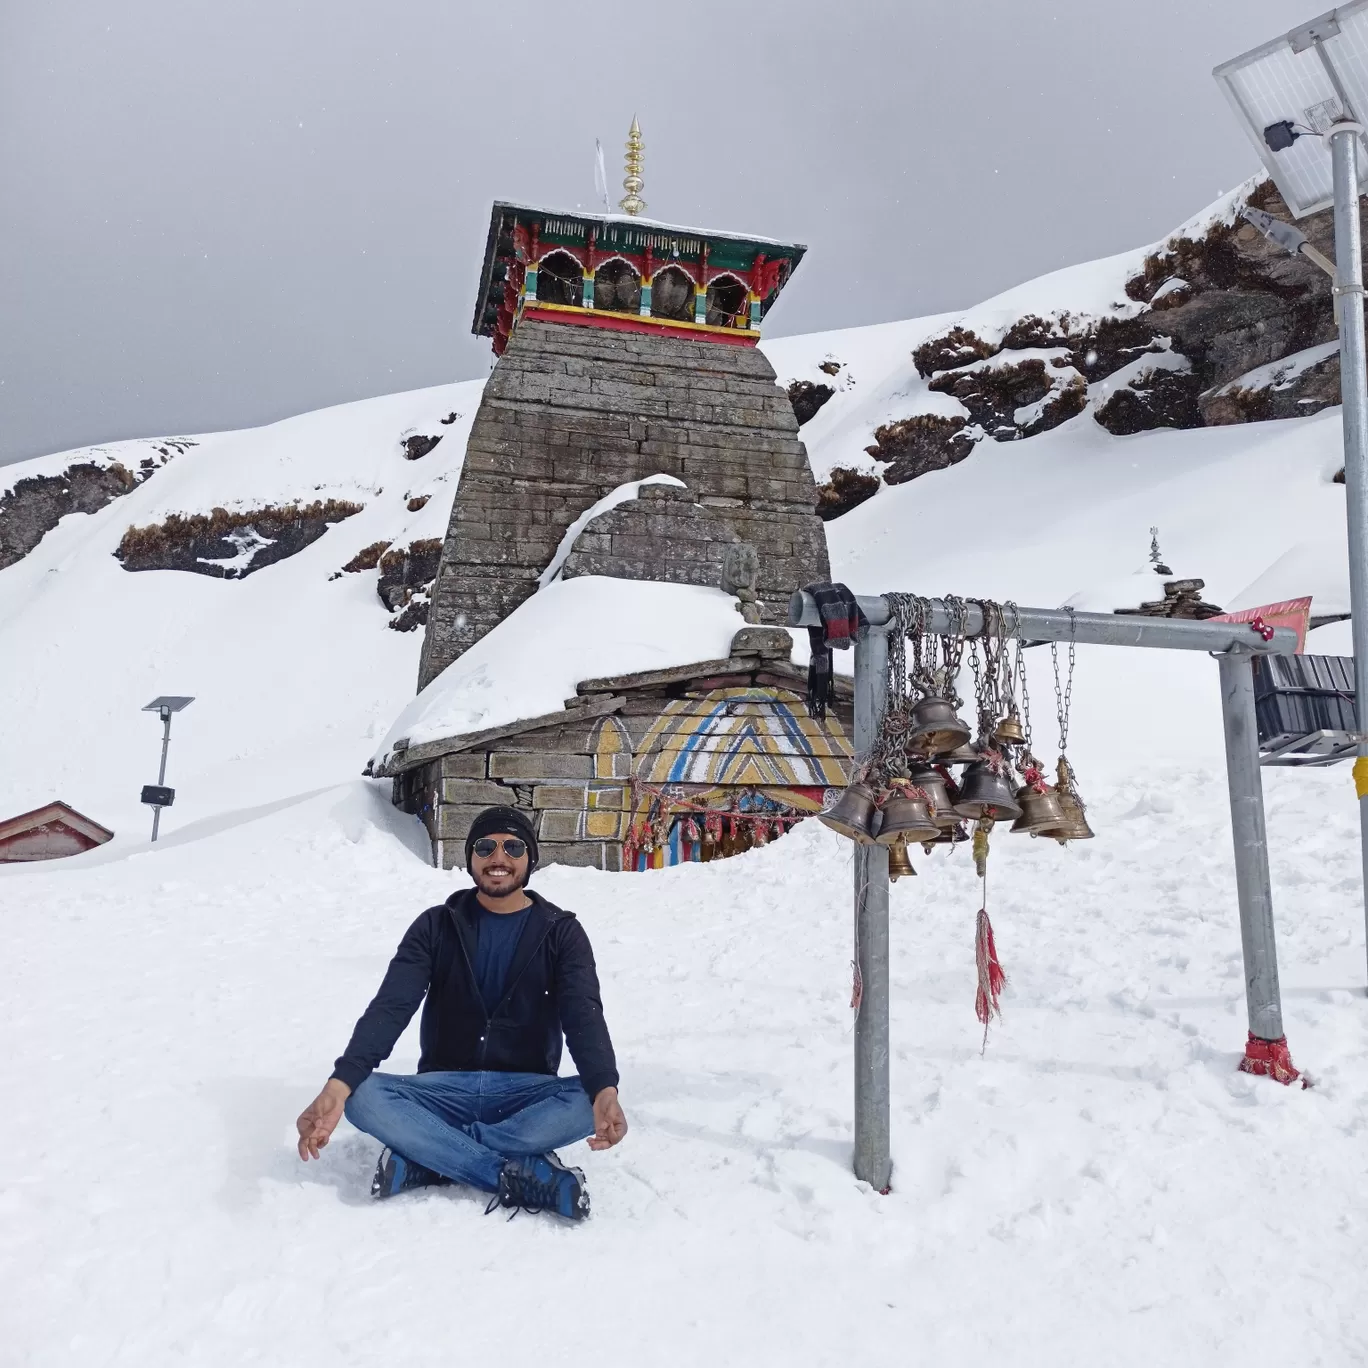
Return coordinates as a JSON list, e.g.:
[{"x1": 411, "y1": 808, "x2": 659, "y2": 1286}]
[{"x1": 474, "y1": 867, "x2": 526, "y2": 896}]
